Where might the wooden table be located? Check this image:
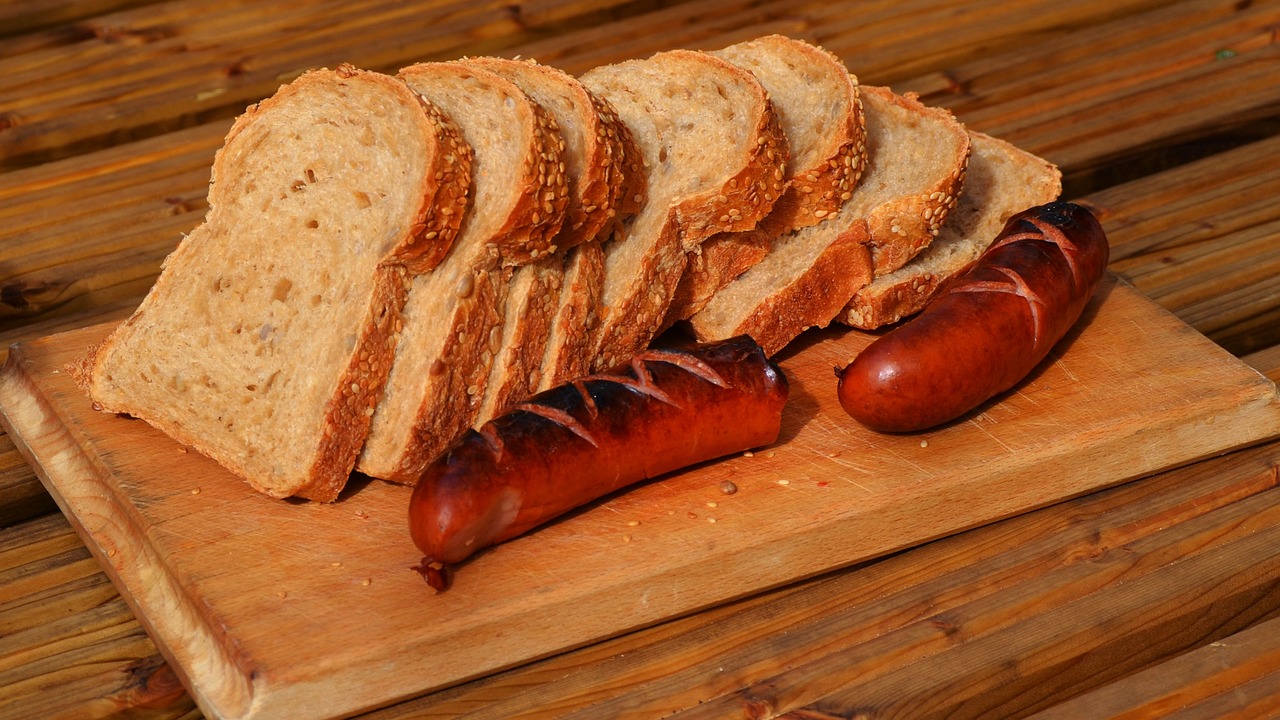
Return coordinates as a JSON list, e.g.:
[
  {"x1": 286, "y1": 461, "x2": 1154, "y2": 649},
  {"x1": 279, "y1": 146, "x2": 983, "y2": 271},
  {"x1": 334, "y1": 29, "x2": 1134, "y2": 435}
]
[{"x1": 3, "y1": 1, "x2": 1280, "y2": 718}]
